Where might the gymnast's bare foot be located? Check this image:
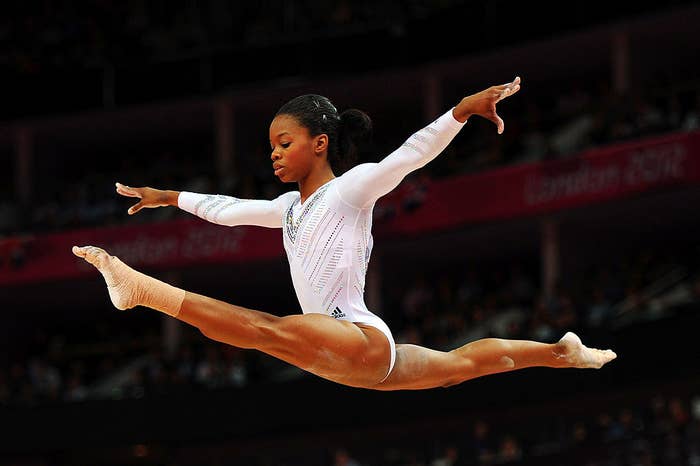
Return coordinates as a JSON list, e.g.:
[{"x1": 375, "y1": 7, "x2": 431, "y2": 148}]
[{"x1": 553, "y1": 332, "x2": 617, "y2": 369}]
